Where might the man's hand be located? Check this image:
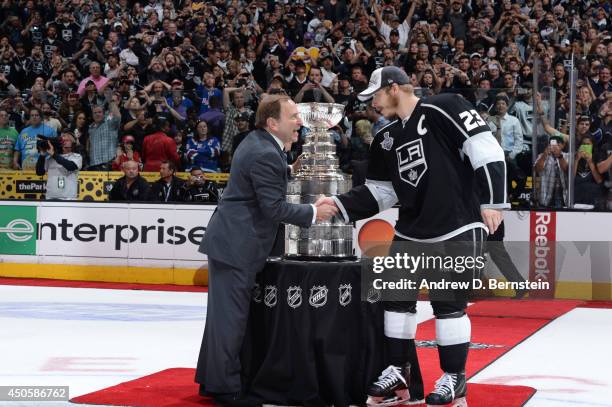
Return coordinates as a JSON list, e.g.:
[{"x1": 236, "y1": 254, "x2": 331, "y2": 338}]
[
  {"x1": 314, "y1": 196, "x2": 338, "y2": 222},
  {"x1": 315, "y1": 196, "x2": 337, "y2": 208},
  {"x1": 47, "y1": 140, "x2": 55, "y2": 156},
  {"x1": 481, "y1": 208, "x2": 503, "y2": 235}
]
